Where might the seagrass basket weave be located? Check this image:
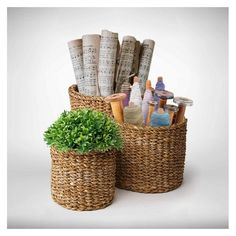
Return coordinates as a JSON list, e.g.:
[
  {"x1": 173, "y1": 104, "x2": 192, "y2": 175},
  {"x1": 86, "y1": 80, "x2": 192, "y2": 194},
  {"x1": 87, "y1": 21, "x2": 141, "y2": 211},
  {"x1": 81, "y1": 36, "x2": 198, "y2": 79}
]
[
  {"x1": 68, "y1": 84, "x2": 188, "y2": 194},
  {"x1": 116, "y1": 120, "x2": 187, "y2": 193},
  {"x1": 50, "y1": 147, "x2": 116, "y2": 211},
  {"x1": 68, "y1": 84, "x2": 112, "y2": 115}
]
